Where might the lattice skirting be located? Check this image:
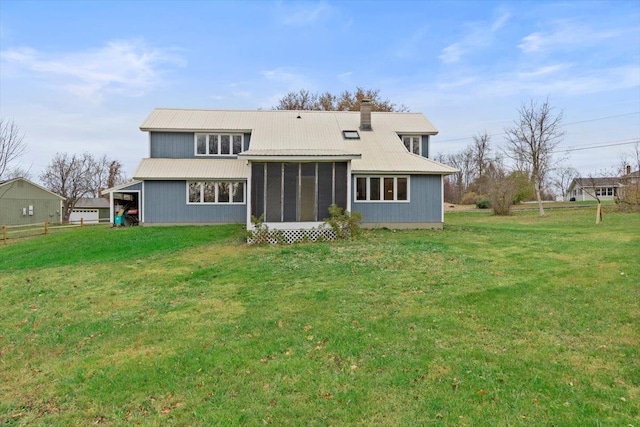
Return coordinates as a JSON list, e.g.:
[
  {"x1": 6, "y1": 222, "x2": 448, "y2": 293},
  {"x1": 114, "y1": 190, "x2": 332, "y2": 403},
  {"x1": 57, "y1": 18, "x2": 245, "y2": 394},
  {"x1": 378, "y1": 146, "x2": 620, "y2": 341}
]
[{"x1": 248, "y1": 227, "x2": 337, "y2": 244}]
